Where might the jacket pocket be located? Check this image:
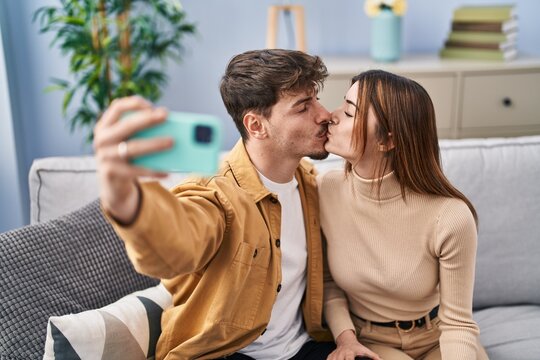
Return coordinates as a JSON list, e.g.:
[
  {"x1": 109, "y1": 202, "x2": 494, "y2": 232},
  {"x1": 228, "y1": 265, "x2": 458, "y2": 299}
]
[
  {"x1": 232, "y1": 241, "x2": 271, "y2": 268},
  {"x1": 210, "y1": 242, "x2": 271, "y2": 329}
]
